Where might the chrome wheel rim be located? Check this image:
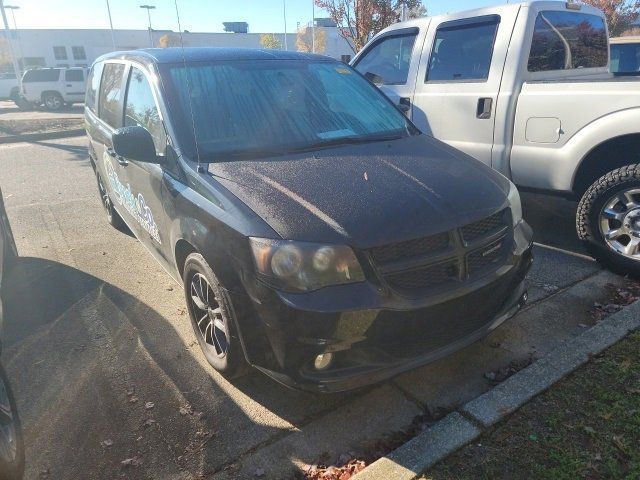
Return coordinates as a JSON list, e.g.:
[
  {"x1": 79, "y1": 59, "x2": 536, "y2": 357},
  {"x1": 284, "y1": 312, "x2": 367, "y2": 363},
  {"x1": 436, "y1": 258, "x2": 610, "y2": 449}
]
[
  {"x1": 599, "y1": 188, "x2": 640, "y2": 259},
  {"x1": 0, "y1": 375, "x2": 18, "y2": 464},
  {"x1": 45, "y1": 95, "x2": 61, "y2": 109},
  {"x1": 97, "y1": 174, "x2": 112, "y2": 213},
  {"x1": 189, "y1": 273, "x2": 229, "y2": 358}
]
